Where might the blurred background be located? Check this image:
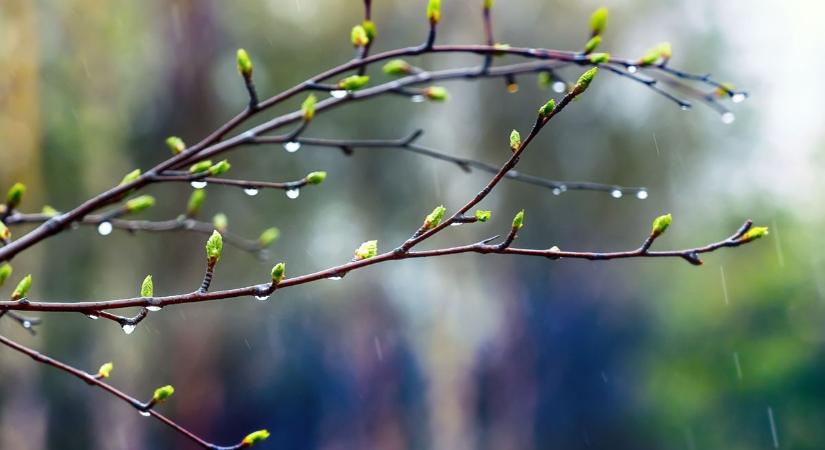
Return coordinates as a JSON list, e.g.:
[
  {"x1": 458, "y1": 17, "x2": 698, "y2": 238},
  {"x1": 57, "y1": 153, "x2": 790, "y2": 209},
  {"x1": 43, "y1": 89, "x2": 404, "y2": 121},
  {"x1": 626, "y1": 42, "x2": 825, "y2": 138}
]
[{"x1": 1, "y1": 0, "x2": 823, "y2": 449}]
